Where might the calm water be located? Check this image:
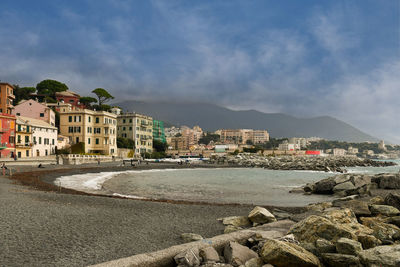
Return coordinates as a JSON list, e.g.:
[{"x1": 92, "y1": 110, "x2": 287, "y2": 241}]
[{"x1": 55, "y1": 159, "x2": 399, "y2": 207}]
